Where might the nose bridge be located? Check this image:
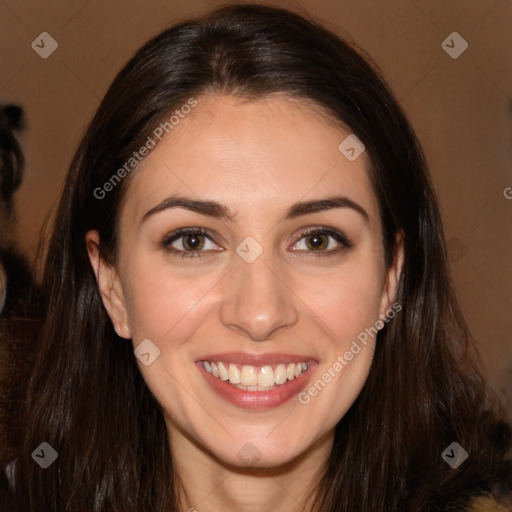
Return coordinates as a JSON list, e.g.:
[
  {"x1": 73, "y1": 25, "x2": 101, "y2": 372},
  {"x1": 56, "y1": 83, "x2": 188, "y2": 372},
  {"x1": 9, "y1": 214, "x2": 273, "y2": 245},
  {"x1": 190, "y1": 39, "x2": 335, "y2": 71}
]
[{"x1": 219, "y1": 244, "x2": 298, "y2": 340}]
